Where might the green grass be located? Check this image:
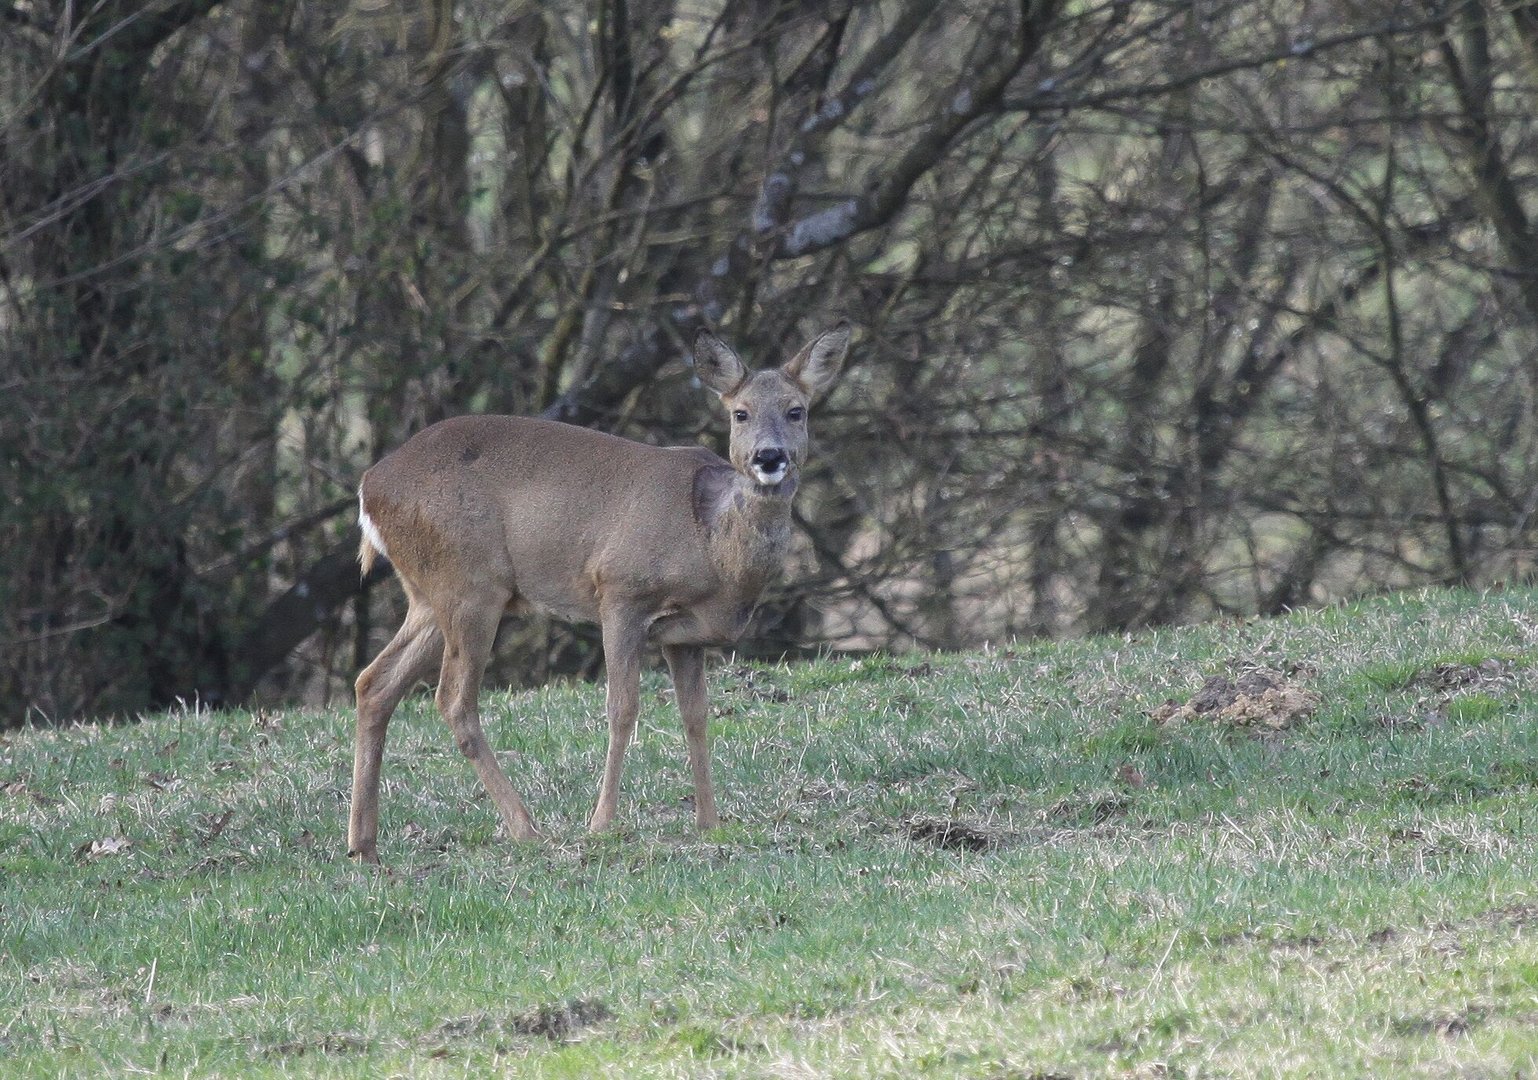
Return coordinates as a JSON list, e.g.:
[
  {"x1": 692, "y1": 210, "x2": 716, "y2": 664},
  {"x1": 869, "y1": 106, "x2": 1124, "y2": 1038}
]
[{"x1": 5, "y1": 586, "x2": 1538, "y2": 1076}]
